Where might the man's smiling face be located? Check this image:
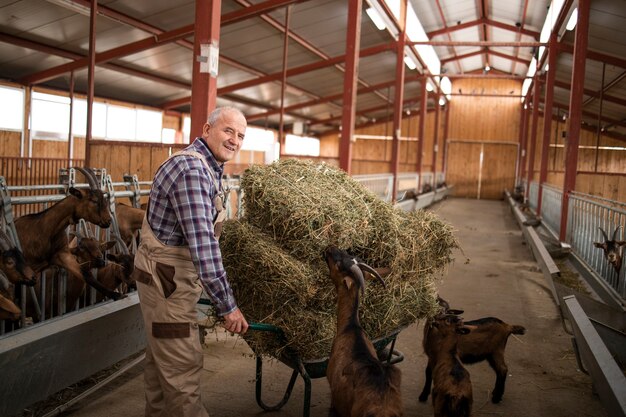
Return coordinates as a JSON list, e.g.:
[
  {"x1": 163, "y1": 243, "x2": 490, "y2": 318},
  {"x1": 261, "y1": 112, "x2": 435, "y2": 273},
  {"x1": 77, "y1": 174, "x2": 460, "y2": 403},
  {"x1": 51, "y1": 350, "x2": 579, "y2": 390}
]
[{"x1": 202, "y1": 109, "x2": 246, "y2": 163}]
